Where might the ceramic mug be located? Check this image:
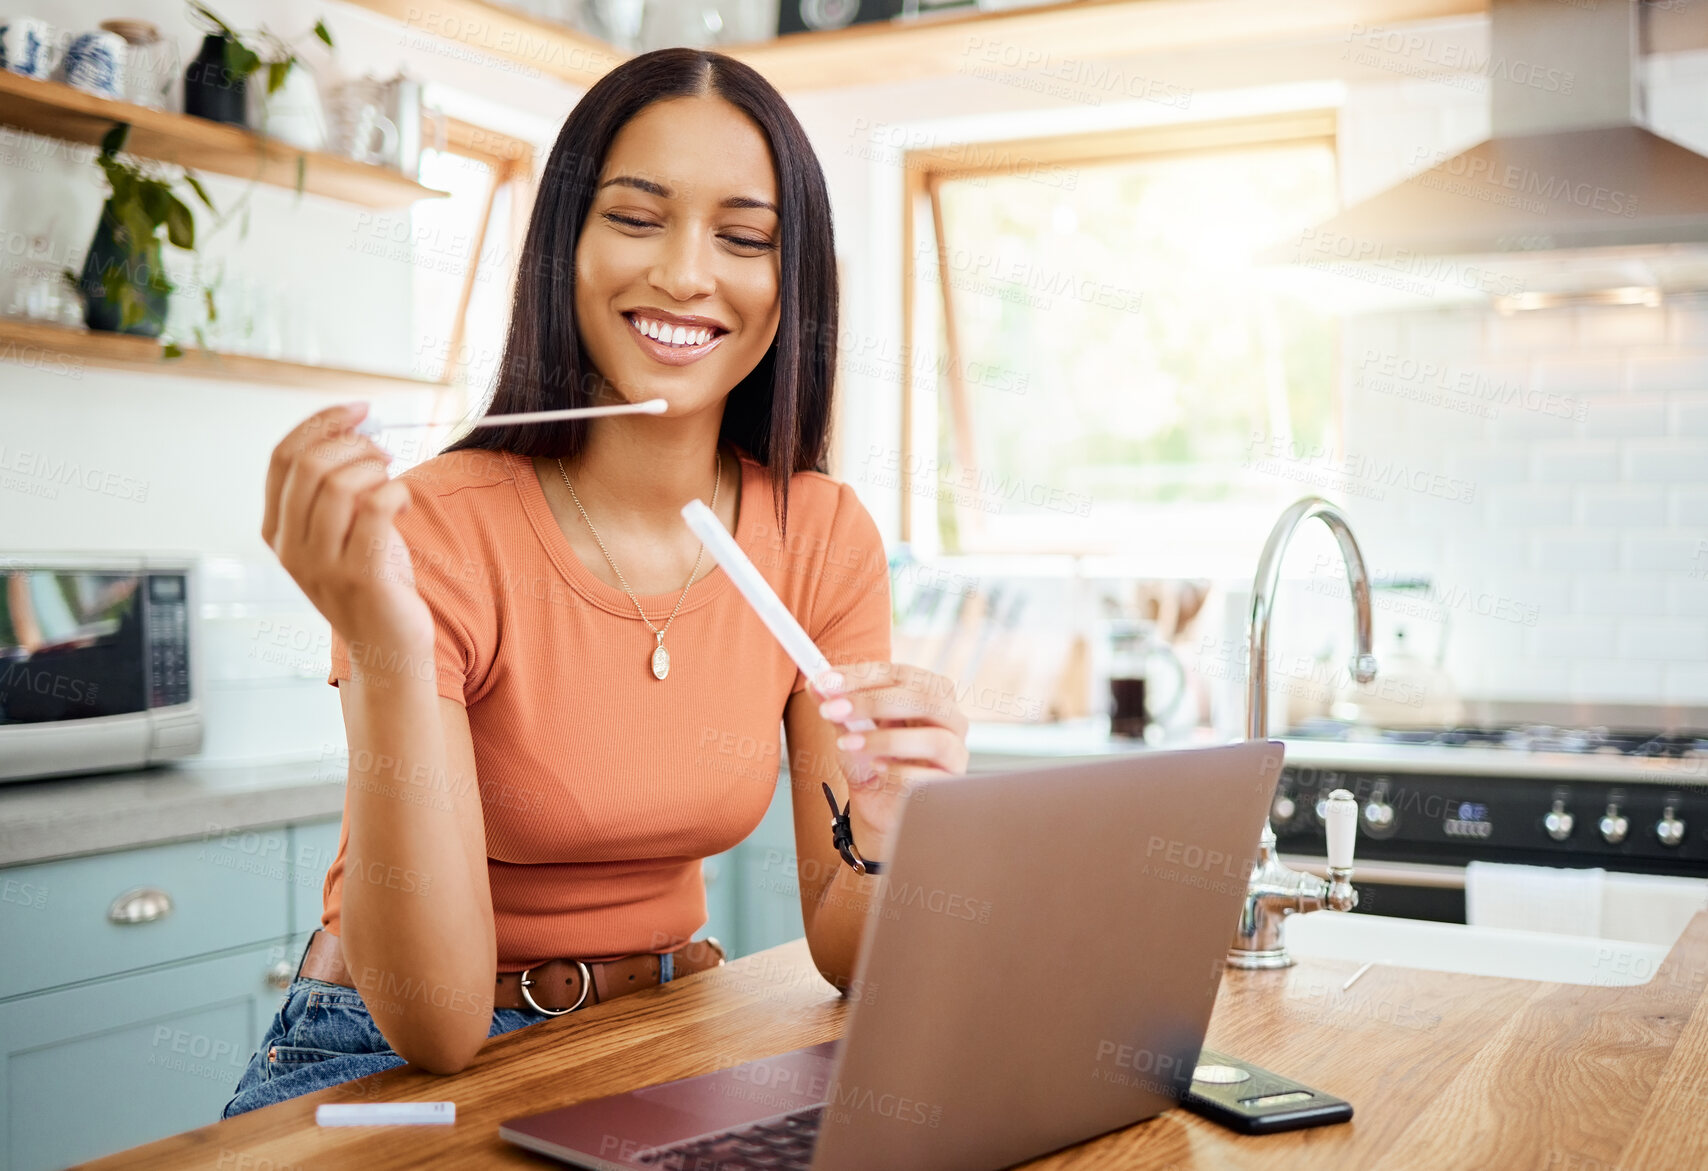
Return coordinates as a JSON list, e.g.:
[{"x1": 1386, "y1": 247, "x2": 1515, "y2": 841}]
[
  {"x1": 99, "y1": 19, "x2": 173, "y2": 109},
  {"x1": 247, "y1": 63, "x2": 328, "y2": 151},
  {"x1": 0, "y1": 17, "x2": 57, "y2": 80},
  {"x1": 62, "y1": 29, "x2": 126, "y2": 99}
]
